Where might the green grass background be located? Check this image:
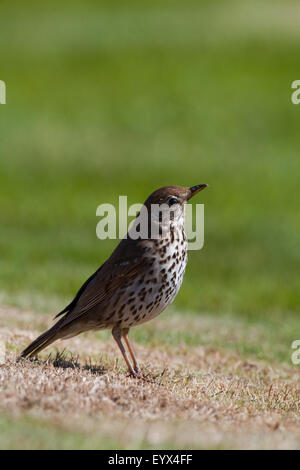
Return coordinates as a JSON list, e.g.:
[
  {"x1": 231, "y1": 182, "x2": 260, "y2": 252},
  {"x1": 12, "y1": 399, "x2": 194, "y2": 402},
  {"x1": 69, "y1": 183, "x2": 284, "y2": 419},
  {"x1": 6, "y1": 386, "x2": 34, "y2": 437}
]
[{"x1": 0, "y1": 0, "x2": 299, "y2": 350}]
